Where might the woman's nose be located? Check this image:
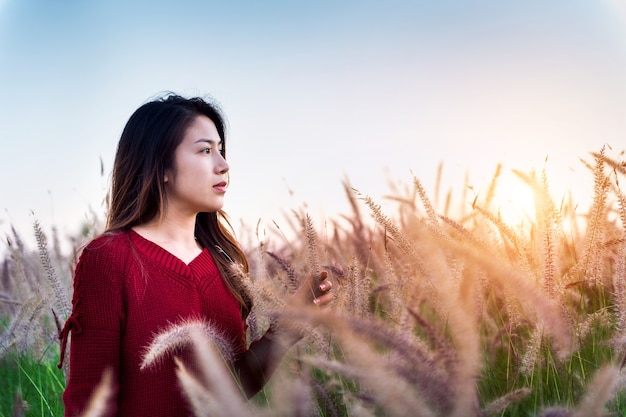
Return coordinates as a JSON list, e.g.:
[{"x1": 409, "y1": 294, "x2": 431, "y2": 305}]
[{"x1": 217, "y1": 154, "x2": 229, "y2": 174}]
